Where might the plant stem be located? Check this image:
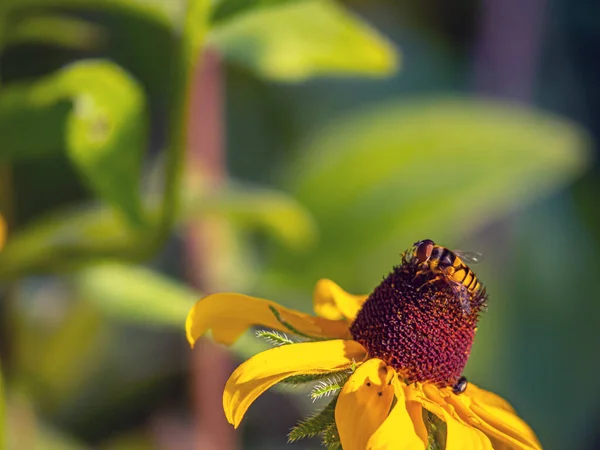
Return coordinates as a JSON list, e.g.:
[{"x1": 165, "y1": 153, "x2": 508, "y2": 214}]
[{"x1": 185, "y1": 49, "x2": 237, "y2": 450}]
